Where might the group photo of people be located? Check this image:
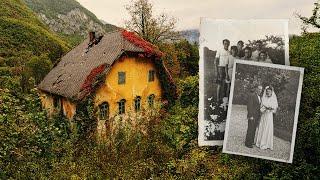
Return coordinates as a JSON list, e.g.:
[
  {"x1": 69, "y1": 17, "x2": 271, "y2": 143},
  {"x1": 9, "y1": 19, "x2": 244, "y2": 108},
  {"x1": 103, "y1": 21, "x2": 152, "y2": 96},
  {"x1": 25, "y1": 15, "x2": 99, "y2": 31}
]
[
  {"x1": 215, "y1": 39, "x2": 276, "y2": 105},
  {"x1": 198, "y1": 19, "x2": 289, "y2": 146},
  {"x1": 223, "y1": 61, "x2": 303, "y2": 163}
]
